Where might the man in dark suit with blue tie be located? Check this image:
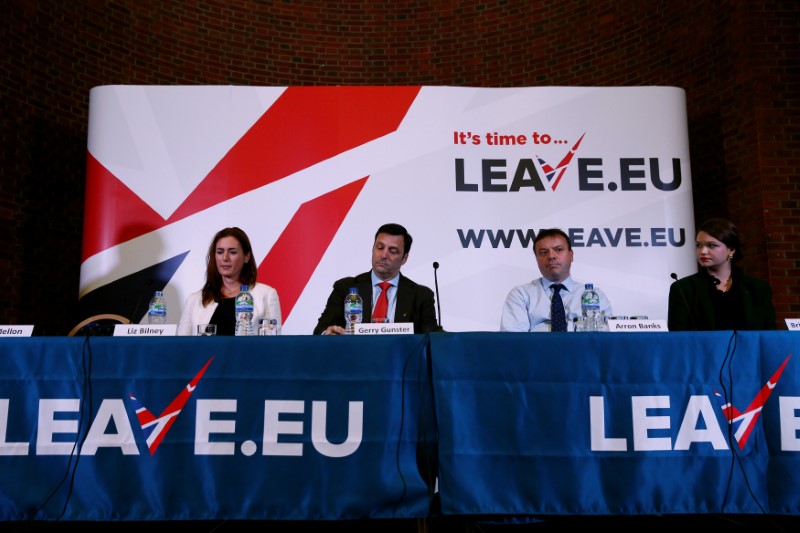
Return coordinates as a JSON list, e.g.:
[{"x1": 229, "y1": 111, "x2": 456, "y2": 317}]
[{"x1": 313, "y1": 223, "x2": 439, "y2": 335}]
